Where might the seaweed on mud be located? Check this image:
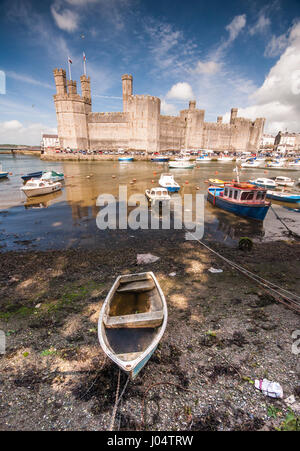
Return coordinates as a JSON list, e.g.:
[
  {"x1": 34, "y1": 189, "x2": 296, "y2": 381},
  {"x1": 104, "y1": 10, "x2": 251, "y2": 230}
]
[
  {"x1": 14, "y1": 368, "x2": 54, "y2": 389},
  {"x1": 190, "y1": 409, "x2": 231, "y2": 431},
  {"x1": 226, "y1": 331, "x2": 248, "y2": 348}
]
